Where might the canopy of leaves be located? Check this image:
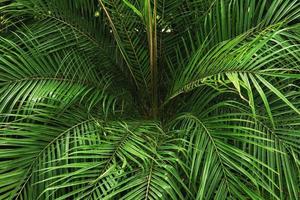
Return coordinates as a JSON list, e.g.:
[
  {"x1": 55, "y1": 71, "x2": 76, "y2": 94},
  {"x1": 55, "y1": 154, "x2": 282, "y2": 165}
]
[{"x1": 0, "y1": 0, "x2": 300, "y2": 199}]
